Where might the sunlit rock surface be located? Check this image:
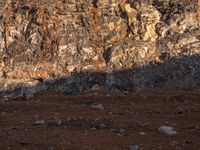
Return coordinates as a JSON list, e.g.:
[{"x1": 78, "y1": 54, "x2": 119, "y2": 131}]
[{"x1": 0, "y1": 0, "x2": 200, "y2": 96}]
